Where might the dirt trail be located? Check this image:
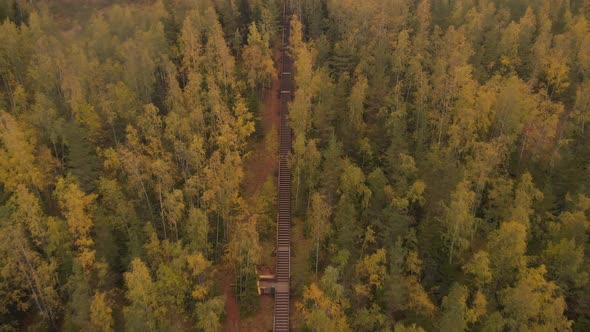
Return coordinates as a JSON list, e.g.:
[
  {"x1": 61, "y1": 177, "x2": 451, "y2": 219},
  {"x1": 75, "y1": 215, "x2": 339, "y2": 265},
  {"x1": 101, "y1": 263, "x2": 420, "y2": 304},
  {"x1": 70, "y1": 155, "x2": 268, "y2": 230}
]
[
  {"x1": 221, "y1": 49, "x2": 282, "y2": 332},
  {"x1": 219, "y1": 268, "x2": 240, "y2": 331},
  {"x1": 242, "y1": 50, "x2": 282, "y2": 200}
]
